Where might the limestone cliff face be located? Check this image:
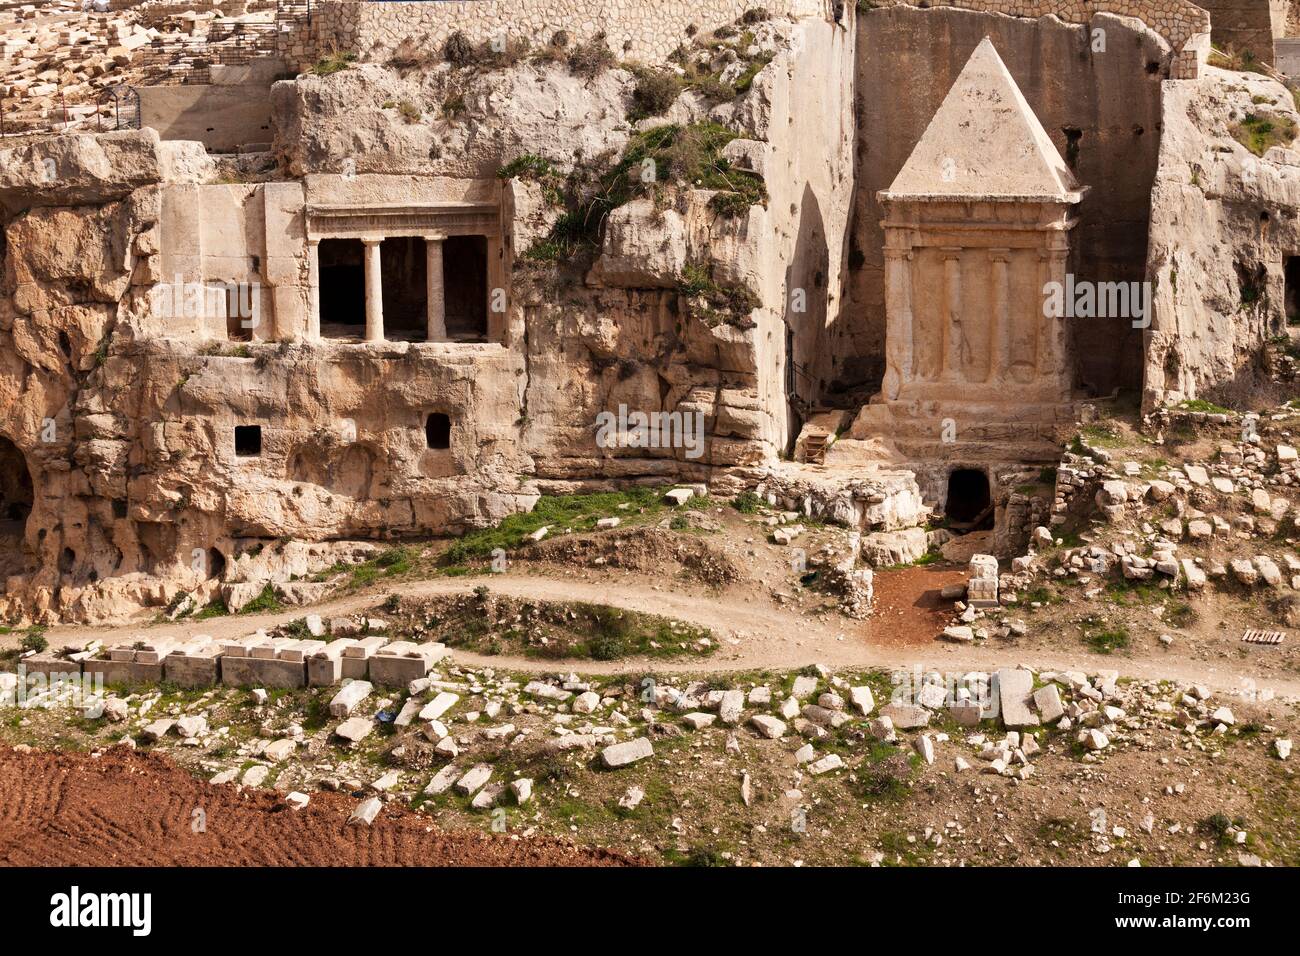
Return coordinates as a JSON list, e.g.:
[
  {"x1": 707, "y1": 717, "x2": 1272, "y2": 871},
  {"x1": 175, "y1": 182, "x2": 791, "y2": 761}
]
[
  {"x1": 0, "y1": 16, "x2": 855, "y2": 624},
  {"x1": 270, "y1": 60, "x2": 638, "y2": 179},
  {"x1": 1145, "y1": 65, "x2": 1300, "y2": 410}
]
